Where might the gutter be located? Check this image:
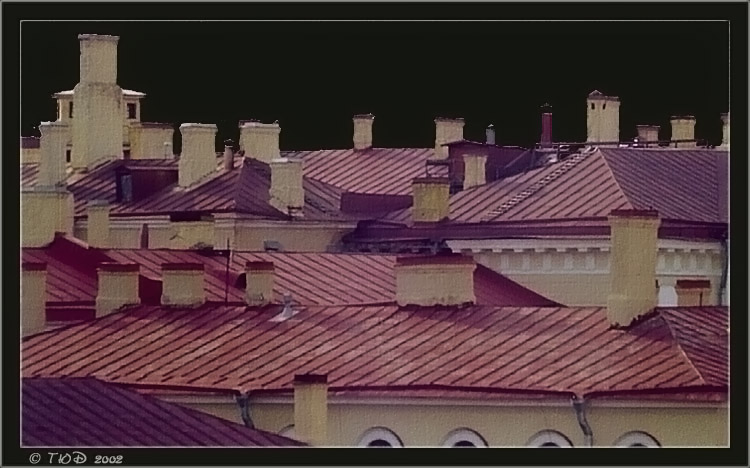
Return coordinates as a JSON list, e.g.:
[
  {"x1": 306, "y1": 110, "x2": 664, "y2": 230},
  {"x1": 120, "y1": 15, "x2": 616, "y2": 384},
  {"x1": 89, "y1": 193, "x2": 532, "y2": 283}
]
[
  {"x1": 719, "y1": 235, "x2": 729, "y2": 305},
  {"x1": 571, "y1": 396, "x2": 593, "y2": 447}
]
